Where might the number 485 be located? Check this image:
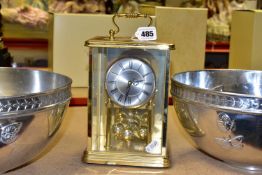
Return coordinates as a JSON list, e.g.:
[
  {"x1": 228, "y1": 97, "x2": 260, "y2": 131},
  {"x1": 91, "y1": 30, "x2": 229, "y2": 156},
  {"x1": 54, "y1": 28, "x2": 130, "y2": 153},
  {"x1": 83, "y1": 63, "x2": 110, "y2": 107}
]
[{"x1": 141, "y1": 31, "x2": 154, "y2": 37}]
